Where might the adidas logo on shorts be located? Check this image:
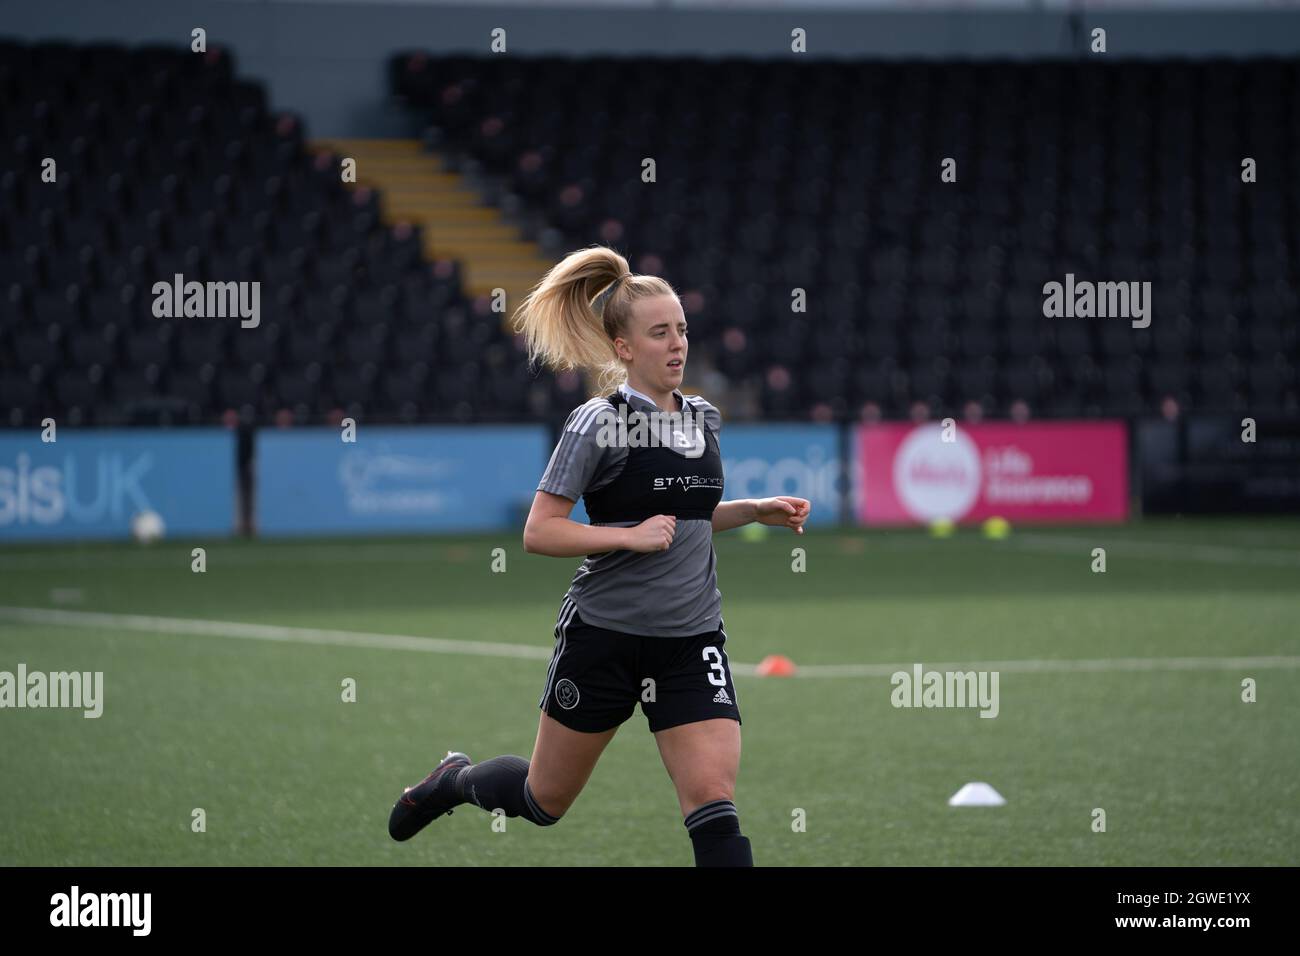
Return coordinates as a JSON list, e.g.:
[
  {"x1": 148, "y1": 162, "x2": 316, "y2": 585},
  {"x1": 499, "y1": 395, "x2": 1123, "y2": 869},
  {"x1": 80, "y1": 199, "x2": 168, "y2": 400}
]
[{"x1": 713, "y1": 687, "x2": 733, "y2": 705}]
